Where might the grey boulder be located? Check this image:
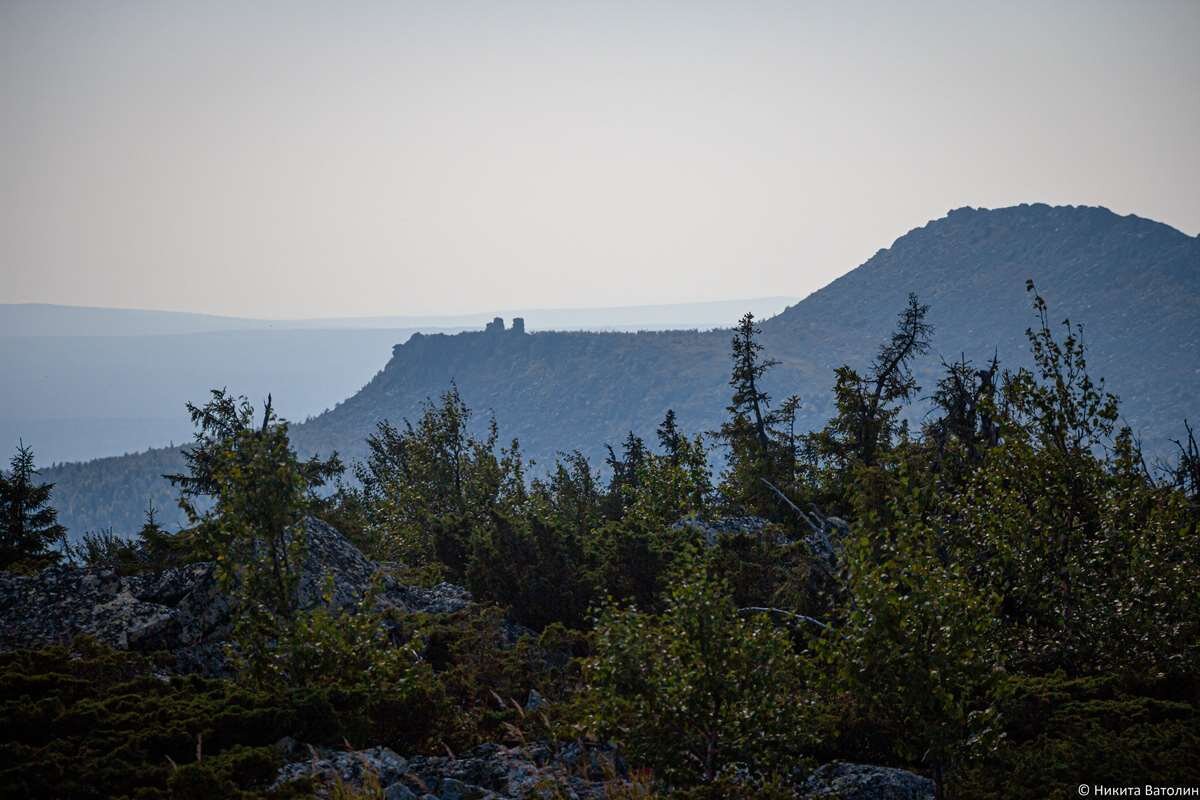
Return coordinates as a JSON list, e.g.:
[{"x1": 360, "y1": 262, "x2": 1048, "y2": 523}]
[{"x1": 801, "y1": 762, "x2": 935, "y2": 800}]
